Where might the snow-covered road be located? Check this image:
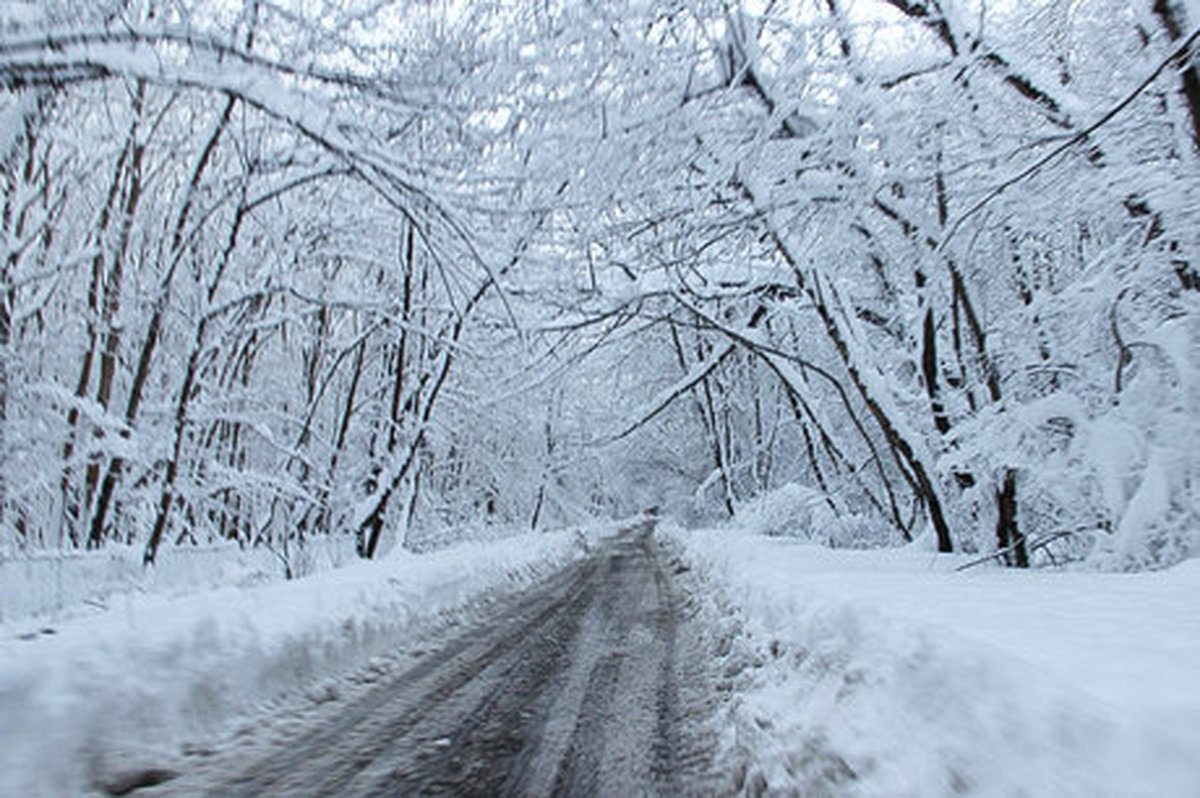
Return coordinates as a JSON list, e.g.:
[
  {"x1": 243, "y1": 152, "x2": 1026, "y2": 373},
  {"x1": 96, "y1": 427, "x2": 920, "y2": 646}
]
[
  {"x1": 9, "y1": 518, "x2": 1196, "y2": 796},
  {"x1": 1, "y1": 525, "x2": 606, "y2": 796},
  {"x1": 149, "y1": 524, "x2": 719, "y2": 796}
]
